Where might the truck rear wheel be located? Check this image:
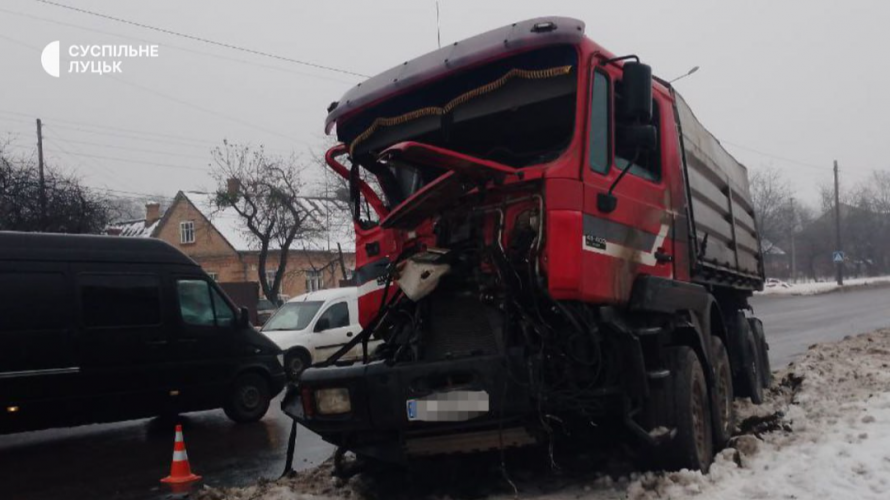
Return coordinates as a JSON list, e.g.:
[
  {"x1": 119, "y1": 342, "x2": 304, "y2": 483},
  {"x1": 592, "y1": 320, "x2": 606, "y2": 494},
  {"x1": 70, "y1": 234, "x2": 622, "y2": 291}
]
[
  {"x1": 738, "y1": 328, "x2": 764, "y2": 404},
  {"x1": 653, "y1": 346, "x2": 714, "y2": 472},
  {"x1": 711, "y1": 337, "x2": 735, "y2": 447}
]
